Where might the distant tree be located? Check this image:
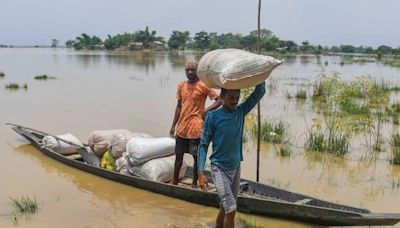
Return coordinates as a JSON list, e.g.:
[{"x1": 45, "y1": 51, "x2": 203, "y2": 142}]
[
  {"x1": 250, "y1": 28, "x2": 273, "y2": 39},
  {"x1": 73, "y1": 33, "x2": 102, "y2": 50},
  {"x1": 103, "y1": 33, "x2": 136, "y2": 50},
  {"x1": 135, "y1": 26, "x2": 164, "y2": 48},
  {"x1": 376, "y1": 45, "x2": 393, "y2": 55},
  {"x1": 167, "y1": 31, "x2": 190, "y2": 50},
  {"x1": 208, "y1": 32, "x2": 221, "y2": 50},
  {"x1": 65, "y1": 40, "x2": 75, "y2": 48},
  {"x1": 51, "y1": 39, "x2": 59, "y2": 48},
  {"x1": 330, "y1": 46, "x2": 340, "y2": 52},
  {"x1": 364, "y1": 46, "x2": 374, "y2": 54},
  {"x1": 261, "y1": 35, "x2": 280, "y2": 52},
  {"x1": 193, "y1": 31, "x2": 210, "y2": 50},
  {"x1": 299, "y1": 41, "x2": 310, "y2": 52},
  {"x1": 340, "y1": 45, "x2": 355, "y2": 53},
  {"x1": 315, "y1": 45, "x2": 323, "y2": 54},
  {"x1": 240, "y1": 34, "x2": 257, "y2": 51},
  {"x1": 393, "y1": 48, "x2": 400, "y2": 56},
  {"x1": 283, "y1": 40, "x2": 298, "y2": 52},
  {"x1": 216, "y1": 33, "x2": 242, "y2": 49}
]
